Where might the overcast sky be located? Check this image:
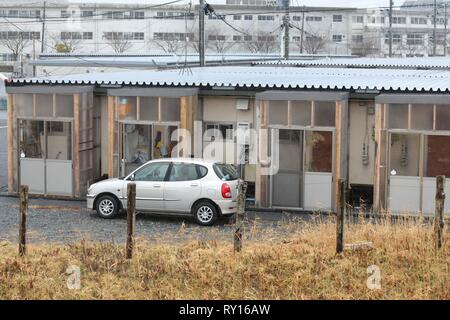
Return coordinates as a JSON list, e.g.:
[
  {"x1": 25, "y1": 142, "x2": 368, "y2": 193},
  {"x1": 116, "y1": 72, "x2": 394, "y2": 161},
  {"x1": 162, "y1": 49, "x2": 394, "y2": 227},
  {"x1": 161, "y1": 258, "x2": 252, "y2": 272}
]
[{"x1": 67, "y1": 0, "x2": 406, "y2": 9}]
